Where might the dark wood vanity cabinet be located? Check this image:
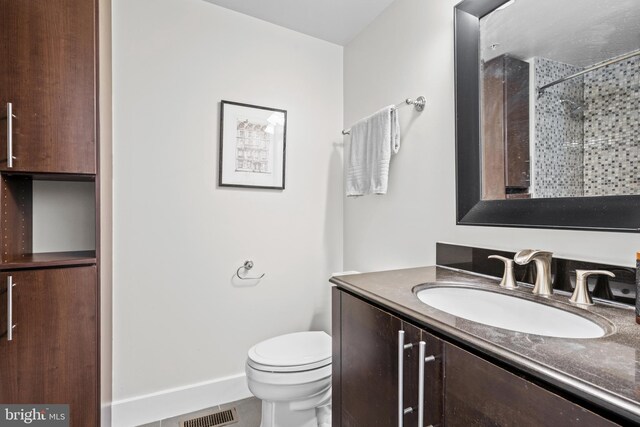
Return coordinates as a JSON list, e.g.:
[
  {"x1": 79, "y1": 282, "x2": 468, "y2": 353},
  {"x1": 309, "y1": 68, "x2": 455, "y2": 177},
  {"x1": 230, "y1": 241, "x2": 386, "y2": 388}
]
[
  {"x1": 444, "y1": 344, "x2": 616, "y2": 427},
  {"x1": 338, "y1": 288, "x2": 400, "y2": 426},
  {"x1": 0, "y1": 267, "x2": 98, "y2": 427},
  {"x1": 334, "y1": 290, "x2": 444, "y2": 427},
  {"x1": 333, "y1": 288, "x2": 618, "y2": 426},
  {"x1": 0, "y1": 0, "x2": 97, "y2": 174}
]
